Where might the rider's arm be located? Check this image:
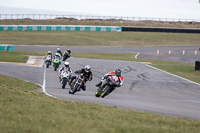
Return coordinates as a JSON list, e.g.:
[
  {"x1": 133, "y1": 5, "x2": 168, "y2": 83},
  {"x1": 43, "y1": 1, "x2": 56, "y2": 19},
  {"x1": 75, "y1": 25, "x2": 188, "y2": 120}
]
[
  {"x1": 59, "y1": 66, "x2": 64, "y2": 72},
  {"x1": 74, "y1": 70, "x2": 80, "y2": 74},
  {"x1": 118, "y1": 76, "x2": 124, "y2": 87},
  {"x1": 69, "y1": 68, "x2": 73, "y2": 74},
  {"x1": 89, "y1": 73, "x2": 93, "y2": 81}
]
